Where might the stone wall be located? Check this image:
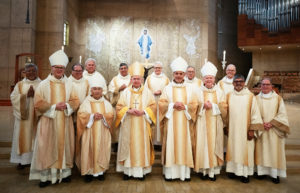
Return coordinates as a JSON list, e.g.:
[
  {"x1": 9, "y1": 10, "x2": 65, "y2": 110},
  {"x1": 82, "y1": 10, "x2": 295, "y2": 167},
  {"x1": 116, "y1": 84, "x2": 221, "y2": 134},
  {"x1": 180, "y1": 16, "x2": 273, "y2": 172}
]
[
  {"x1": 77, "y1": 0, "x2": 218, "y2": 81},
  {"x1": 0, "y1": 0, "x2": 36, "y2": 99}
]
